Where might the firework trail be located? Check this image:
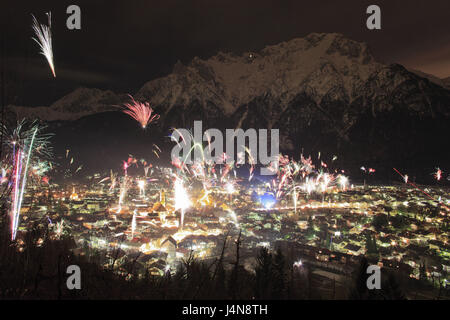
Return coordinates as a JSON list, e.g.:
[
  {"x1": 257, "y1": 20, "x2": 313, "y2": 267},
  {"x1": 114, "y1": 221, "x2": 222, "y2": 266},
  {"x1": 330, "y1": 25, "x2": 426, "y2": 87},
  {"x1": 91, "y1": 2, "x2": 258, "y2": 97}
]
[
  {"x1": 58, "y1": 149, "x2": 82, "y2": 179},
  {"x1": 225, "y1": 180, "x2": 236, "y2": 202},
  {"x1": 360, "y1": 166, "x2": 375, "y2": 174},
  {"x1": 131, "y1": 210, "x2": 137, "y2": 238},
  {"x1": 123, "y1": 161, "x2": 129, "y2": 176},
  {"x1": 143, "y1": 165, "x2": 151, "y2": 177},
  {"x1": 1, "y1": 120, "x2": 53, "y2": 161},
  {"x1": 118, "y1": 178, "x2": 128, "y2": 210},
  {"x1": 393, "y1": 168, "x2": 448, "y2": 210},
  {"x1": 170, "y1": 127, "x2": 216, "y2": 192},
  {"x1": 434, "y1": 168, "x2": 442, "y2": 181},
  {"x1": 319, "y1": 172, "x2": 333, "y2": 193},
  {"x1": 303, "y1": 177, "x2": 315, "y2": 195},
  {"x1": 170, "y1": 128, "x2": 209, "y2": 179},
  {"x1": 31, "y1": 12, "x2": 55, "y2": 77},
  {"x1": 300, "y1": 154, "x2": 314, "y2": 175},
  {"x1": 109, "y1": 170, "x2": 117, "y2": 191},
  {"x1": 55, "y1": 219, "x2": 64, "y2": 239},
  {"x1": 337, "y1": 174, "x2": 349, "y2": 191},
  {"x1": 0, "y1": 168, "x2": 8, "y2": 184},
  {"x1": 174, "y1": 177, "x2": 190, "y2": 229},
  {"x1": 122, "y1": 156, "x2": 138, "y2": 177},
  {"x1": 10, "y1": 150, "x2": 22, "y2": 240},
  {"x1": 98, "y1": 177, "x2": 109, "y2": 184},
  {"x1": 10, "y1": 128, "x2": 38, "y2": 240},
  {"x1": 121, "y1": 95, "x2": 159, "y2": 128},
  {"x1": 1, "y1": 120, "x2": 52, "y2": 240},
  {"x1": 138, "y1": 179, "x2": 146, "y2": 197},
  {"x1": 236, "y1": 147, "x2": 256, "y2": 181},
  {"x1": 141, "y1": 158, "x2": 155, "y2": 177},
  {"x1": 153, "y1": 144, "x2": 161, "y2": 158},
  {"x1": 292, "y1": 186, "x2": 298, "y2": 213},
  {"x1": 99, "y1": 170, "x2": 117, "y2": 192}
]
